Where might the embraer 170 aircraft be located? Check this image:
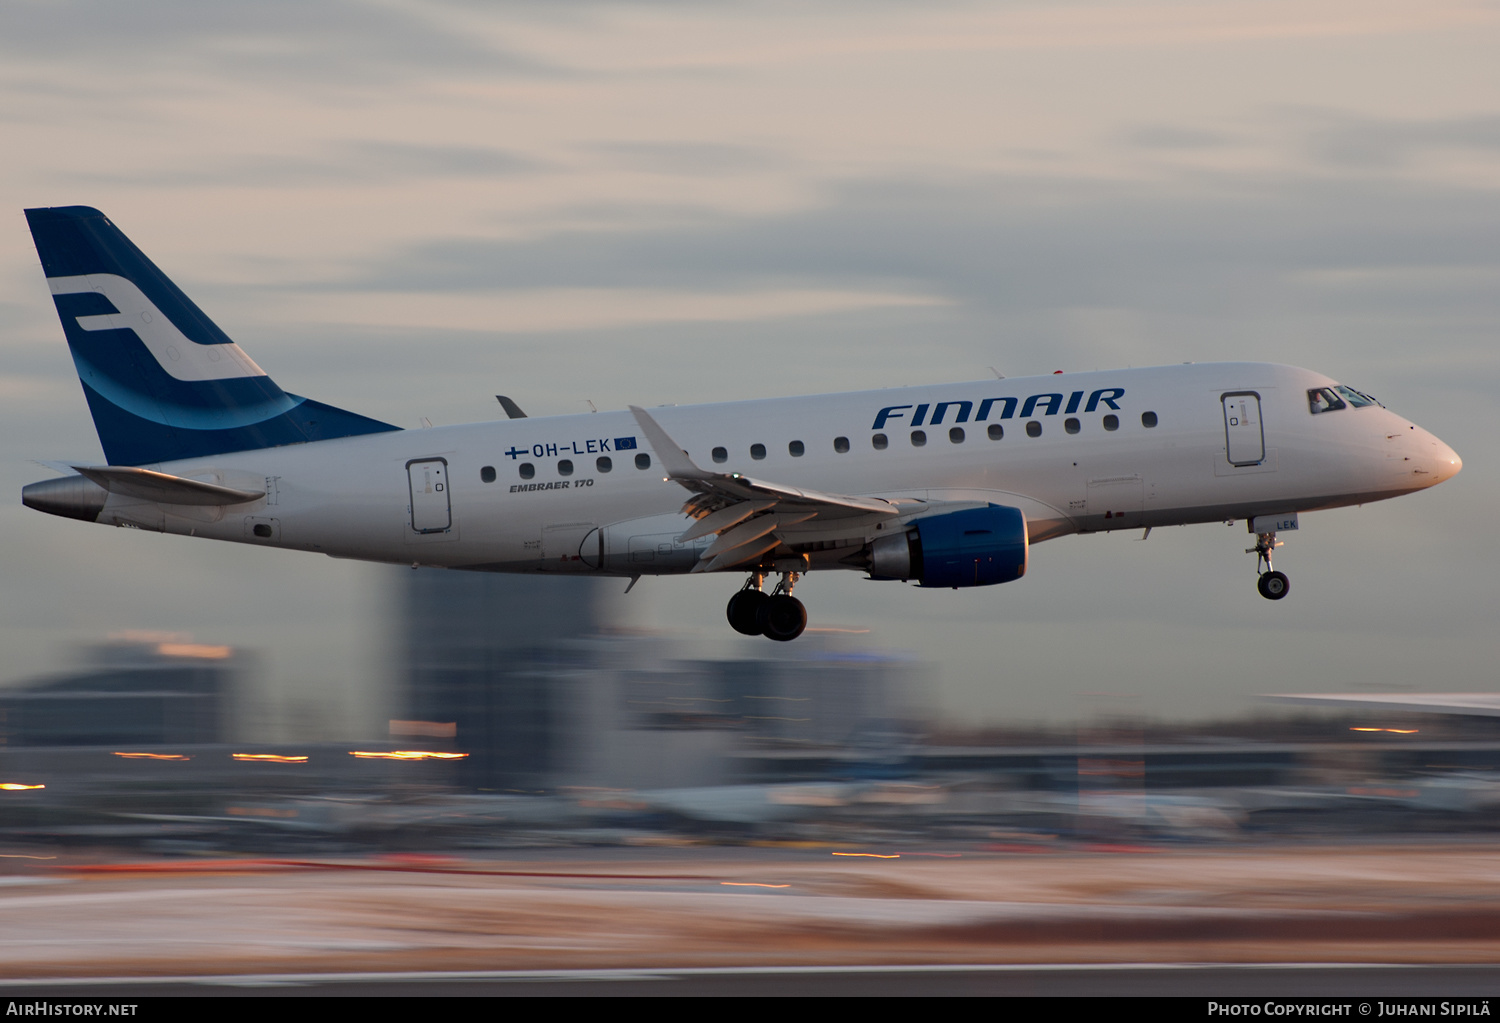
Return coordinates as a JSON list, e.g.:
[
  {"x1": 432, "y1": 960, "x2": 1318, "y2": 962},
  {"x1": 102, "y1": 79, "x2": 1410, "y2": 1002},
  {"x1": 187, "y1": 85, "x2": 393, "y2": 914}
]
[{"x1": 21, "y1": 206, "x2": 1462, "y2": 641}]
